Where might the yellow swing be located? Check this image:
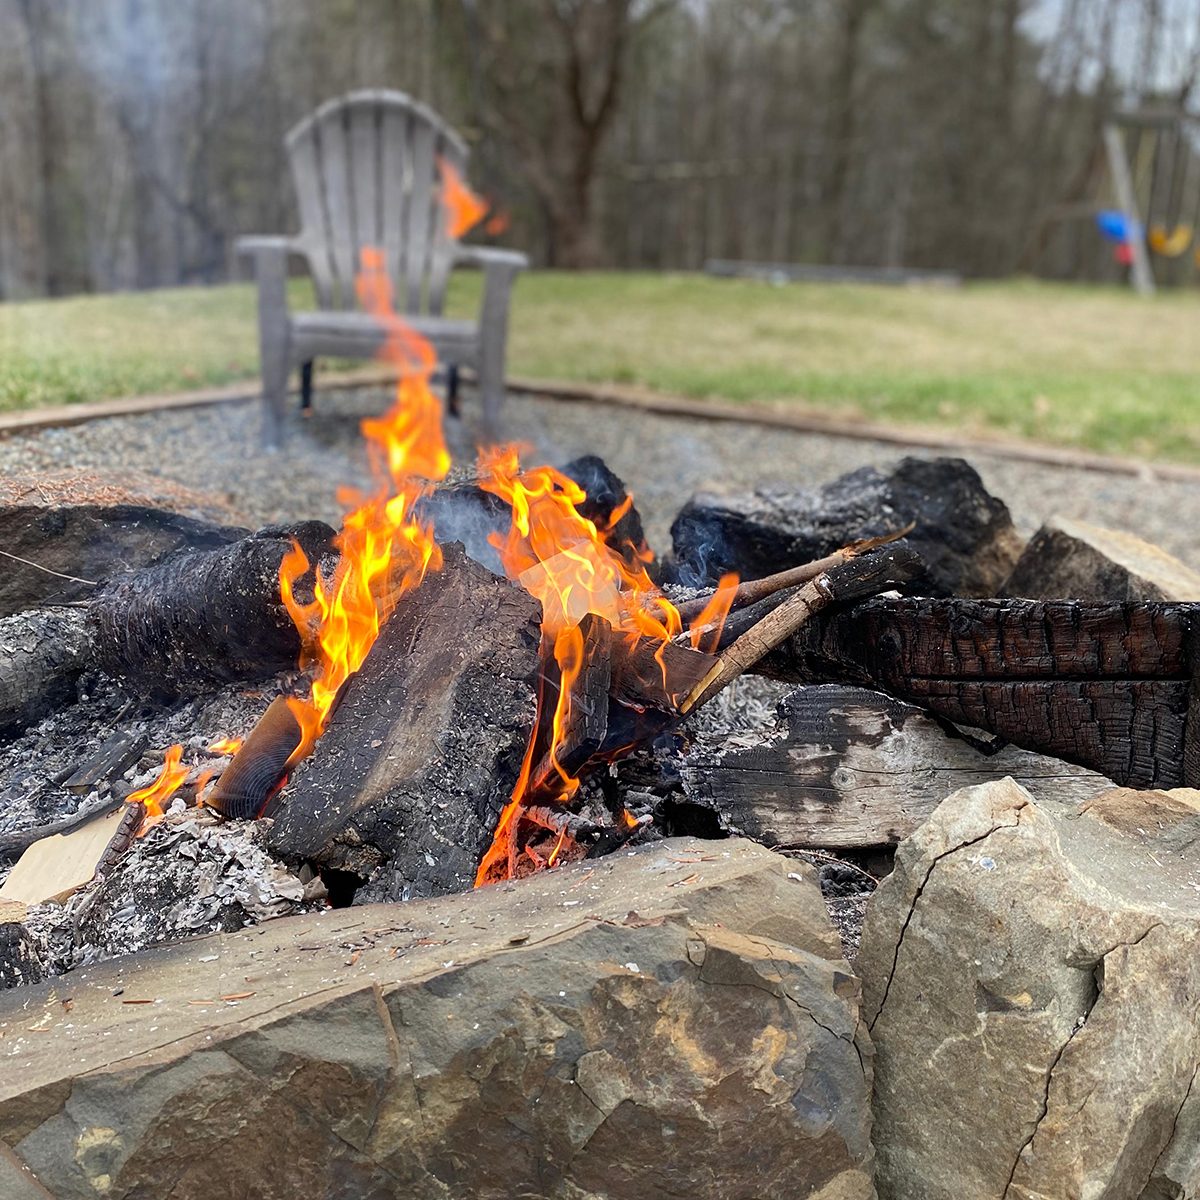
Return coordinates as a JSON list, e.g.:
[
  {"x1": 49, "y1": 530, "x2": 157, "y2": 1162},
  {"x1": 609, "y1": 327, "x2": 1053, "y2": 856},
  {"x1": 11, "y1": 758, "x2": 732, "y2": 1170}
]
[{"x1": 1148, "y1": 126, "x2": 1194, "y2": 257}]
